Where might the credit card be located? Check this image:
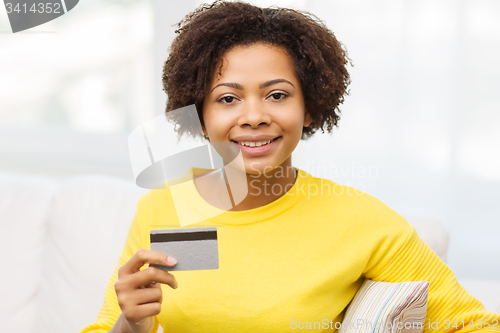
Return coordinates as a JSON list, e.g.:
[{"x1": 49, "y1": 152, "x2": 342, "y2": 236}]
[{"x1": 150, "y1": 227, "x2": 219, "y2": 271}]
